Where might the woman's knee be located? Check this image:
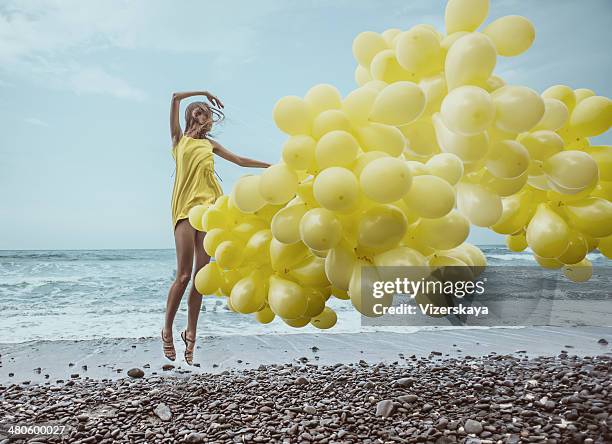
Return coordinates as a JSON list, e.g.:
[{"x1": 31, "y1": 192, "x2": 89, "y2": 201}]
[{"x1": 175, "y1": 272, "x2": 192, "y2": 289}]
